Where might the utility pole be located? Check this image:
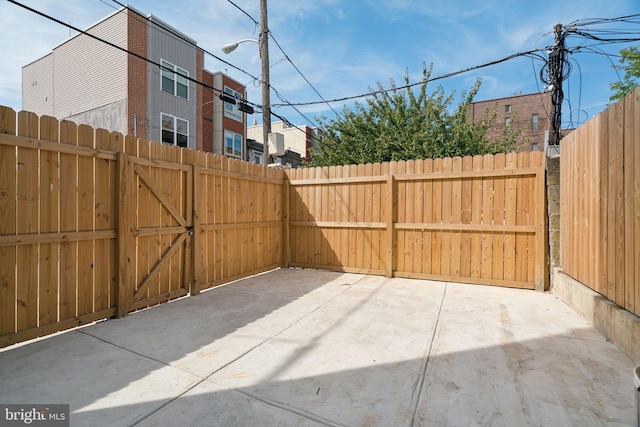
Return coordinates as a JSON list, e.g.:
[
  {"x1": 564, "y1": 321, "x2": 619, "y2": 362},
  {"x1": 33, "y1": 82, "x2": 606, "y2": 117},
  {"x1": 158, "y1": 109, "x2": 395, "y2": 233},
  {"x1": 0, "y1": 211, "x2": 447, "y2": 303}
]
[
  {"x1": 260, "y1": 0, "x2": 271, "y2": 165},
  {"x1": 549, "y1": 23, "x2": 566, "y2": 146}
]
